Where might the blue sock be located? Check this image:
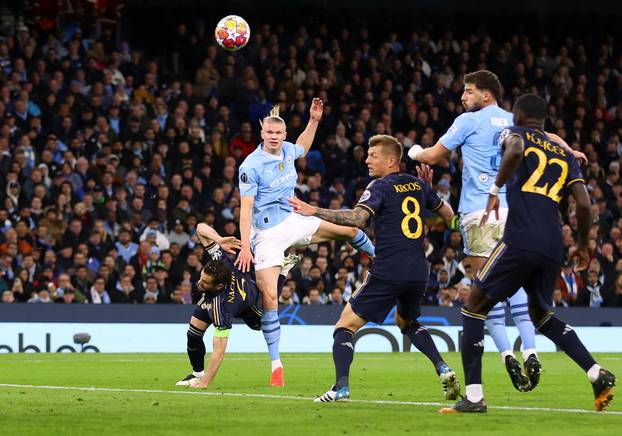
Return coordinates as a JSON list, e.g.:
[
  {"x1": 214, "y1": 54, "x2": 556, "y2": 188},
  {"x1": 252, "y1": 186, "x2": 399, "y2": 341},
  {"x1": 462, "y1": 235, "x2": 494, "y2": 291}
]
[
  {"x1": 509, "y1": 289, "x2": 536, "y2": 351},
  {"x1": 511, "y1": 310, "x2": 535, "y2": 351},
  {"x1": 349, "y1": 229, "x2": 375, "y2": 257},
  {"x1": 485, "y1": 302, "x2": 512, "y2": 354},
  {"x1": 261, "y1": 309, "x2": 281, "y2": 362}
]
